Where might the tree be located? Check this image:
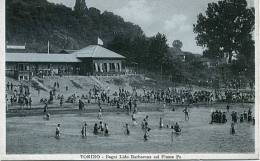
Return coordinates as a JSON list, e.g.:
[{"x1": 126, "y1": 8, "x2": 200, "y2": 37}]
[
  {"x1": 231, "y1": 38, "x2": 255, "y2": 80},
  {"x1": 108, "y1": 32, "x2": 168, "y2": 72},
  {"x1": 172, "y1": 40, "x2": 183, "y2": 51},
  {"x1": 148, "y1": 33, "x2": 168, "y2": 71},
  {"x1": 74, "y1": 0, "x2": 88, "y2": 16},
  {"x1": 193, "y1": 0, "x2": 254, "y2": 63}
]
